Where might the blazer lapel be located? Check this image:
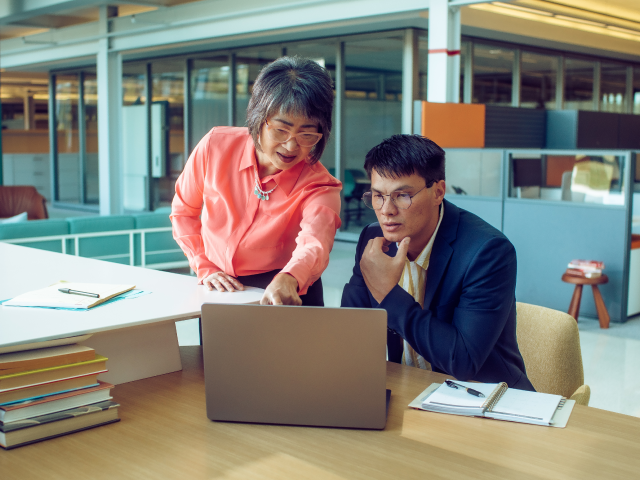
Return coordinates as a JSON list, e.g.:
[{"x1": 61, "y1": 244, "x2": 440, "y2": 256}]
[{"x1": 423, "y1": 200, "x2": 459, "y2": 308}]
